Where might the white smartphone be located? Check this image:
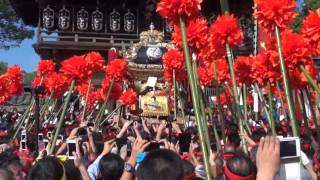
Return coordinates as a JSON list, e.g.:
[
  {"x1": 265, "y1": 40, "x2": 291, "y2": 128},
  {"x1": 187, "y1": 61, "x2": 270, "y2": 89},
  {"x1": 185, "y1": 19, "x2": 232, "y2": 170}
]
[
  {"x1": 38, "y1": 133, "x2": 44, "y2": 141},
  {"x1": 20, "y1": 140, "x2": 27, "y2": 150},
  {"x1": 43, "y1": 139, "x2": 49, "y2": 148},
  {"x1": 21, "y1": 130, "x2": 27, "y2": 140},
  {"x1": 66, "y1": 140, "x2": 76, "y2": 159},
  {"x1": 278, "y1": 137, "x2": 300, "y2": 159},
  {"x1": 38, "y1": 133, "x2": 45, "y2": 151},
  {"x1": 47, "y1": 131, "x2": 52, "y2": 138}
]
